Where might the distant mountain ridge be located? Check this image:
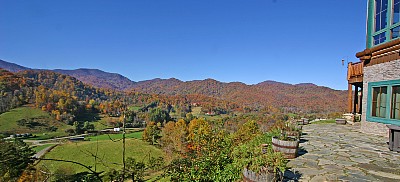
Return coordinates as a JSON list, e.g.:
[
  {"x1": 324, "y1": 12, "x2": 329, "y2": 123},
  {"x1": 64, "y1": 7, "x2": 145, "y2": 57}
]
[
  {"x1": 52, "y1": 68, "x2": 136, "y2": 90},
  {"x1": 0, "y1": 59, "x2": 135, "y2": 90},
  {"x1": 0, "y1": 59, "x2": 30, "y2": 72},
  {"x1": 131, "y1": 77, "x2": 346, "y2": 113},
  {"x1": 0, "y1": 59, "x2": 347, "y2": 113}
]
